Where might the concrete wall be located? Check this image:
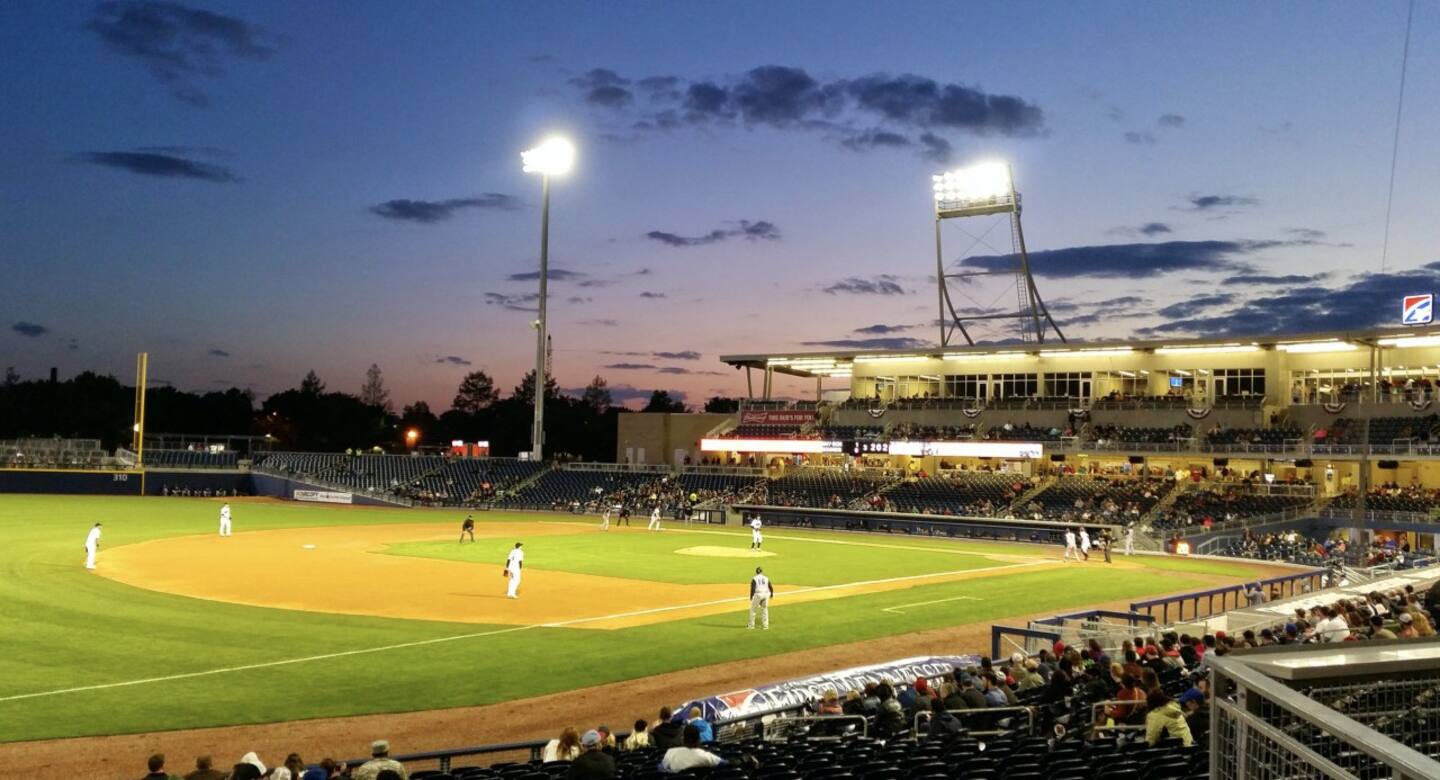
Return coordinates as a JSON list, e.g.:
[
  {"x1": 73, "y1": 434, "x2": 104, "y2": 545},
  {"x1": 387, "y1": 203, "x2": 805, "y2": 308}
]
[
  {"x1": 616, "y1": 413, "x2": 733, "y2": 465},
  {"x1": 0, "y1": 469, "x2": 143, "y2": 495}
]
